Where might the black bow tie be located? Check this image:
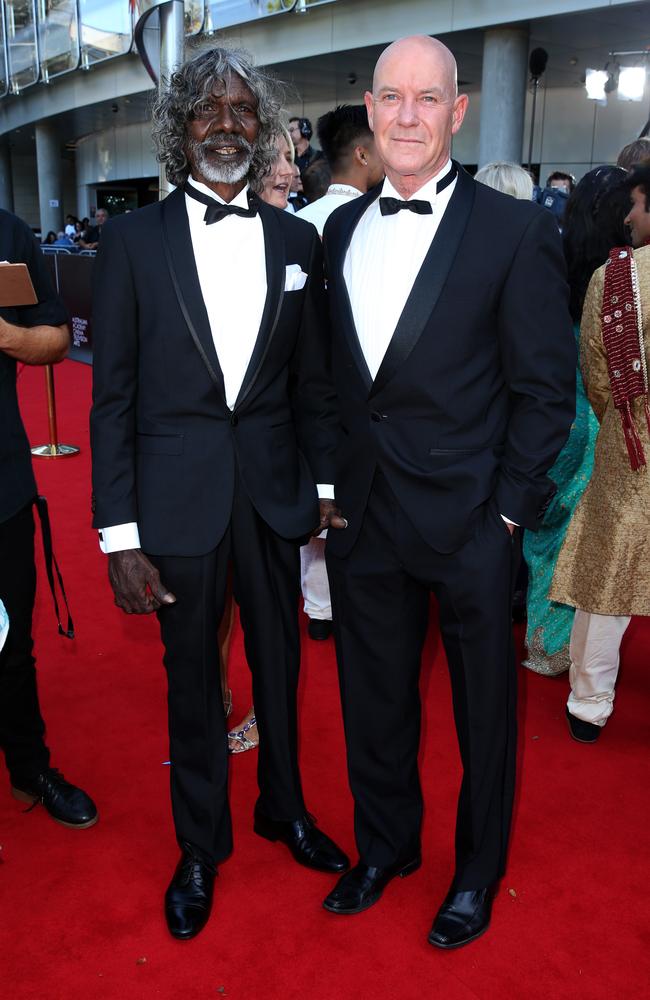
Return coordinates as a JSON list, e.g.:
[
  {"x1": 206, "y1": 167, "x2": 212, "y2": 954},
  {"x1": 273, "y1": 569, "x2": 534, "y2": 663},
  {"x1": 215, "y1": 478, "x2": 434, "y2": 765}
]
[
  {"x1": 379, "y1": 163, "x2": 457, "y2": 217},
  {"x1": 184, "y1": 183, "x2": 258, "y2": 224}
]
